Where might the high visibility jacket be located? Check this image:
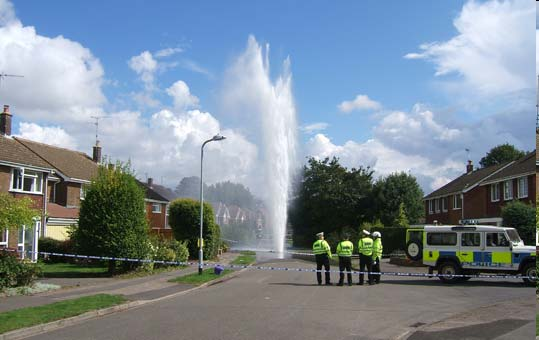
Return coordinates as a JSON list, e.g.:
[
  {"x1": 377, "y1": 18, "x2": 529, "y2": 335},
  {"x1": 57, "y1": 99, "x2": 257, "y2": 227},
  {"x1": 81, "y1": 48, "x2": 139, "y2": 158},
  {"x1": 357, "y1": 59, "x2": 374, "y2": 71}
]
[
  {"x1": 336, "y1": 240, "x2": 354, "y2": 257},
  {"x1": 358, "y1": 237, "x2": 373, "y2": 256},
  {"x1": 372, "y1": 238, "x2": 383, "y2": 259},
  {"x1": 313, "y1": 239, "x2": 331, "y2": 257}
]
